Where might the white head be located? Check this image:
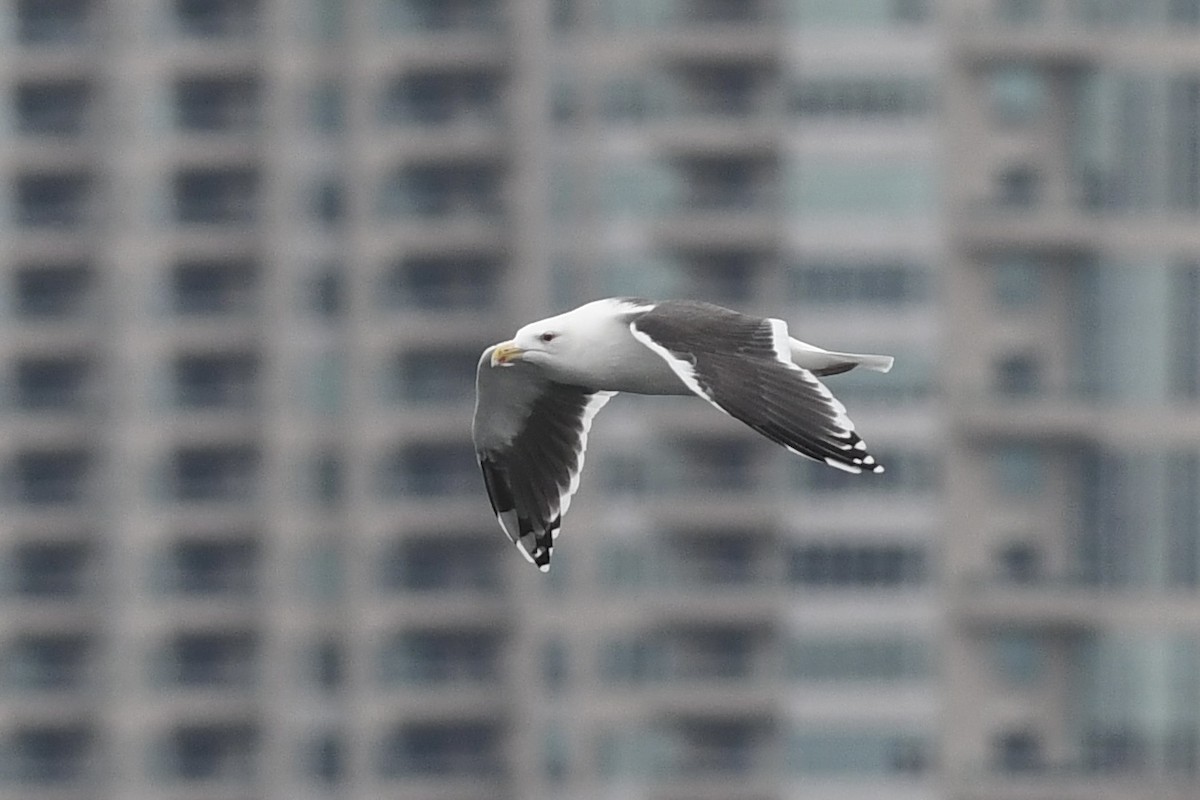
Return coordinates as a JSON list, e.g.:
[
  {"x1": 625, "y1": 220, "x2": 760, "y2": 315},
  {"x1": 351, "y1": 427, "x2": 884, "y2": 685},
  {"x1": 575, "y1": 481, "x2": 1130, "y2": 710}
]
[{"x1": 490, "y1": 298, "x2": 650, "y2": 378}]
